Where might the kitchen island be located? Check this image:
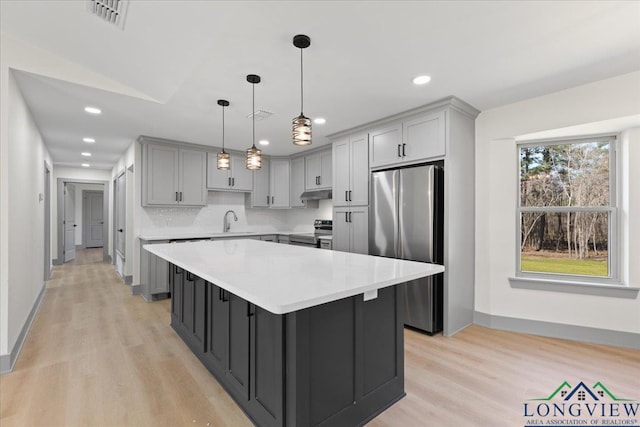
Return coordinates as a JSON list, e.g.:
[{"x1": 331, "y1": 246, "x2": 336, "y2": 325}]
[{"x1": 144, "y1": 239, "x2": 444, "y2": 427}]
